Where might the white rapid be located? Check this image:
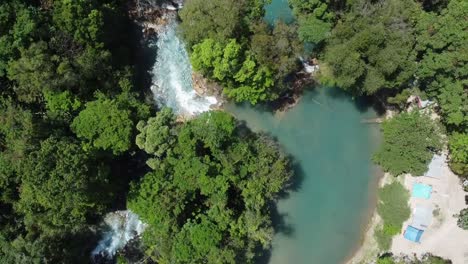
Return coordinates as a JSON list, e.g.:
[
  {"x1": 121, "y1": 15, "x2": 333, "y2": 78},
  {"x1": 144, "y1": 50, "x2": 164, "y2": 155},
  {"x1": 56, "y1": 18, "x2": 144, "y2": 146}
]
[
  {"x1": 149, "y1": 21, "x2": 217, "y2": 116},
  {"x1": 92, "y1": 210, "x2": 146, "y2": 260}
]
